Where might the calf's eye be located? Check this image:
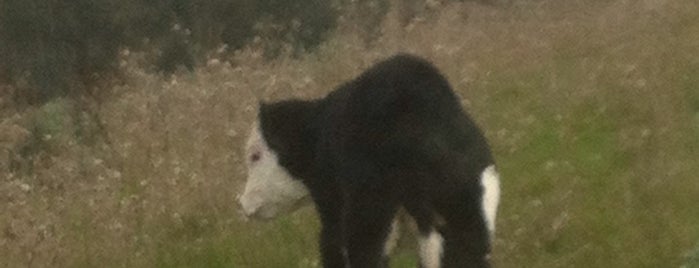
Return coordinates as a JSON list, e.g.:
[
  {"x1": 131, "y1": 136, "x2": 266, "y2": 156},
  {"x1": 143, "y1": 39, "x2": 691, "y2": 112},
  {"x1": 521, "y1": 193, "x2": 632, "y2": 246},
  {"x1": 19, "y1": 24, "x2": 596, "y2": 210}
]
[{"x1": 250, "y1": 152, "x2": 261, "y2": 162}]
